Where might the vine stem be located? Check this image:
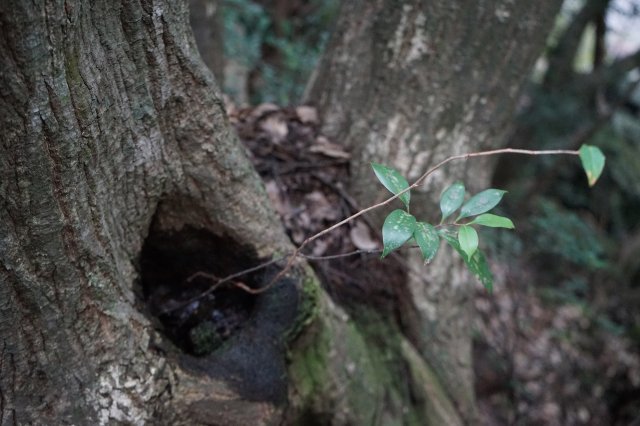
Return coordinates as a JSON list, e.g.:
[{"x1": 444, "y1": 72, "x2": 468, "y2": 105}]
[
  {"x1": 163, "y1": 248, "x2": 385, "y2": 314},
  {"x1": 260, "y1": 148, "x2": 579, "y2": 290},
  {"x1": 179, "y1": 147, "x2": 579, "y2": 302}
]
